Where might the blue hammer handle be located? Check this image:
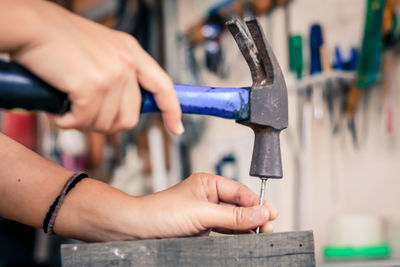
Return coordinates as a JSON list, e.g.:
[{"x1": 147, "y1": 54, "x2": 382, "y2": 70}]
[{"x1": 0, "y1": 61, "x2": 249, "y2": 121}]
